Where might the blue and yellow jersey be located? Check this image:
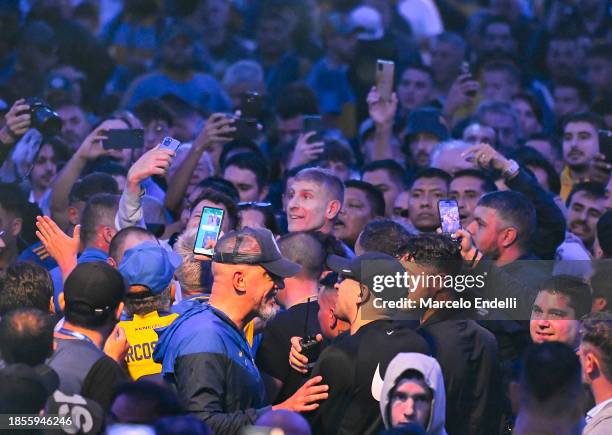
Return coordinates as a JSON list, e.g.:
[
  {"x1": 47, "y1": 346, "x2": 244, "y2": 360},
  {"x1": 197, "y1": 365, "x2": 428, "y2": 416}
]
[{"x1": 119, "y1": 311, "x2": 179, "y2": 380}]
